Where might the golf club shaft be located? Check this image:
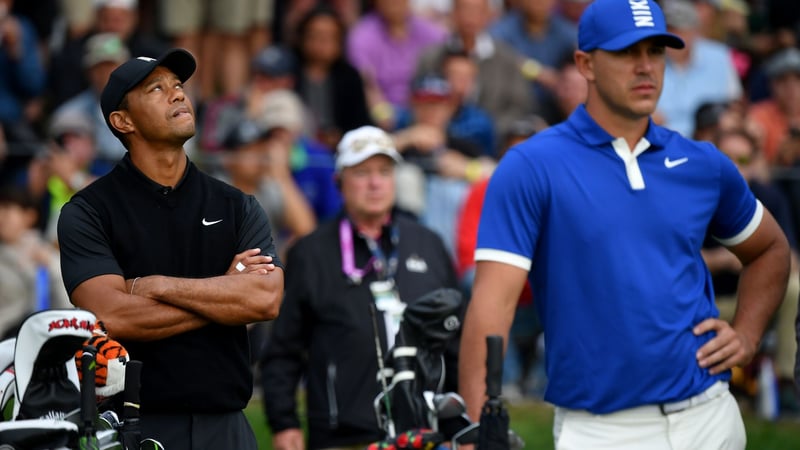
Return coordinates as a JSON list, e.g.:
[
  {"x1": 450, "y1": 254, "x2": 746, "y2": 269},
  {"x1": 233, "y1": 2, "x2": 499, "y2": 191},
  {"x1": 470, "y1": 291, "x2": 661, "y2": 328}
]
[
  {"x1": 486, "y1": 335, "x2": 503, "y2": 399},
  {"x1": 123, "y1": 360, "x2": 143, "y2": 421},
  {"x1": 369, "y1": 303, "x2": 396, "y2": 437},
  {"x1": 80, "y1": 345, "x2": 99, "y2": 449}
]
